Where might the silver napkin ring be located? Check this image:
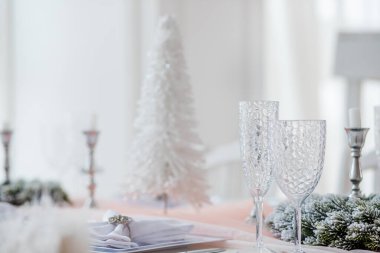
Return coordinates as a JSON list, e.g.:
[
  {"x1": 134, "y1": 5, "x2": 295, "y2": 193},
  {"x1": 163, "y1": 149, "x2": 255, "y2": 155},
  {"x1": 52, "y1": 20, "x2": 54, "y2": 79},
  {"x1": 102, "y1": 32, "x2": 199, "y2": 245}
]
[
  {"x1": 108, "y1": 215, "x2": 133, "y2": 237},
  {"x1": 108, "y1": 215, "x2": 133, "y2": 225}
]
